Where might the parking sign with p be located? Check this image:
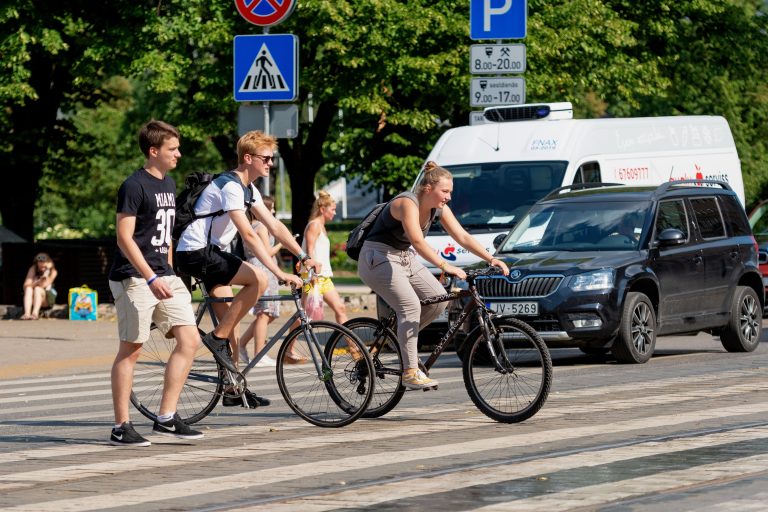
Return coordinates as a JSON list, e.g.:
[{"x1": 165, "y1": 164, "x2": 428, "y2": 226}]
[{"x1": 470, "y1": 0, "x2": 527, "y2": 40}]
